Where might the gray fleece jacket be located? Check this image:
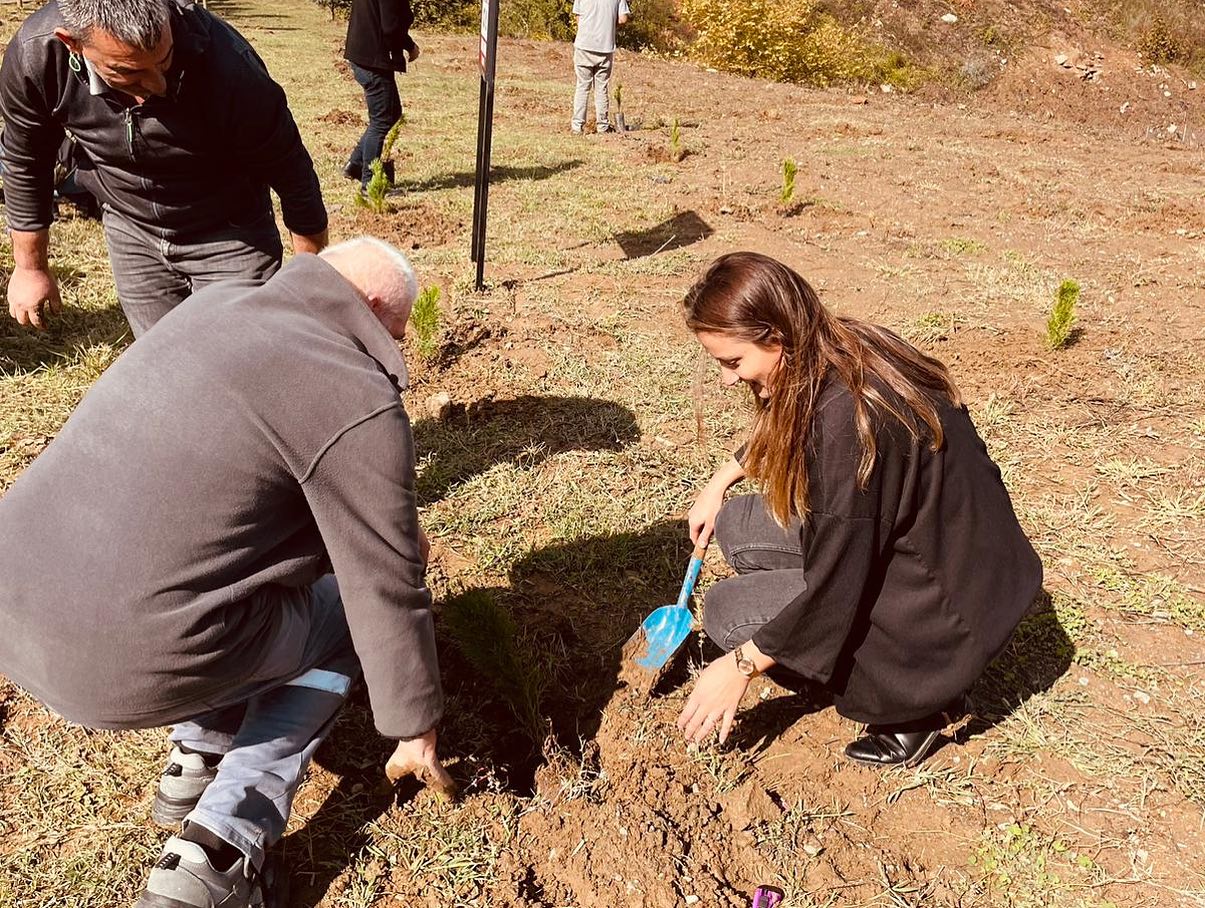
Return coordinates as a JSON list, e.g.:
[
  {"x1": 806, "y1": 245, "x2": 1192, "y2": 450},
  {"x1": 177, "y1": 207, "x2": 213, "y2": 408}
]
[{"x1": 0, "y1": 256, "x2": 440, "y2": 739}]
